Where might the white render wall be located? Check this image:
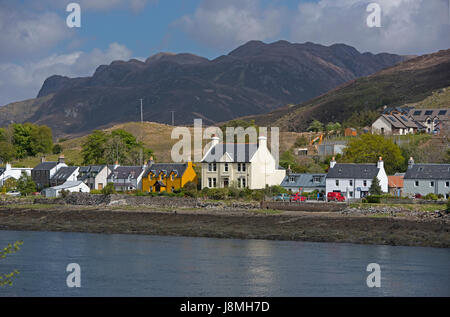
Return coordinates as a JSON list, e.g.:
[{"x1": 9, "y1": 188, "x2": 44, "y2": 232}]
[
  {"x1": 372, "y1": 117, "x2": 392, "y2": 134},
  {"x1": 0, "y1": 164, "x2": 32, "y2": 186},
  {"x1": 249, "y1": 140, "x2": 285, "y2": 189}
]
